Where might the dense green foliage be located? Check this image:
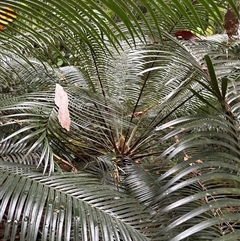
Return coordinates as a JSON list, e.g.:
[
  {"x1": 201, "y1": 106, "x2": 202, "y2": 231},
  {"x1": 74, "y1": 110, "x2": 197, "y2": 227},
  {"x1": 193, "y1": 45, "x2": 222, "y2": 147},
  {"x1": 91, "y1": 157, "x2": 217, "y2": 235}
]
[{"x1": 1, "y1": 0, "x2": 240, "y2": 240}]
